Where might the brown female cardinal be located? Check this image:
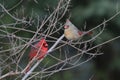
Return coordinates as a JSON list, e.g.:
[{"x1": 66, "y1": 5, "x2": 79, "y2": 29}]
[
  {"x1": 25, "y1": 38, "x2": 48, "y2": 72},
  {"x1": 64, "y1": 19, "x2": 92, "y2": 40}
]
